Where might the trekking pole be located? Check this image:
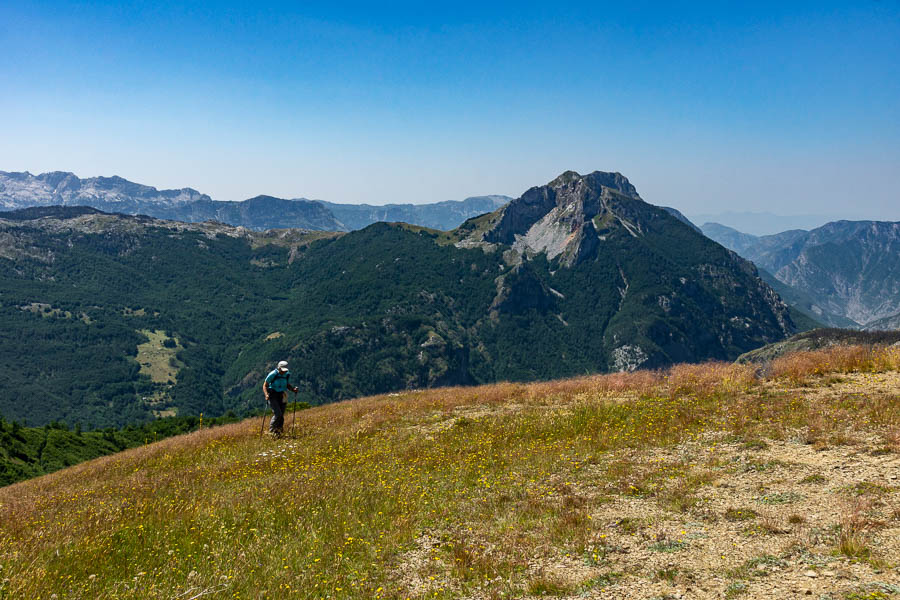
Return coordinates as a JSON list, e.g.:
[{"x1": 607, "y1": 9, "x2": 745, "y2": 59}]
[
  {"x1": 289, "y1": 390, "x2": 298, "y2": 438},
  {"x1": 260, "y1": 394, "x2": 269, "y2": 437}
]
